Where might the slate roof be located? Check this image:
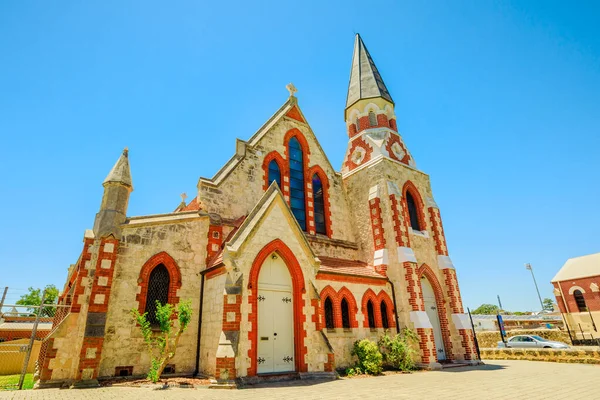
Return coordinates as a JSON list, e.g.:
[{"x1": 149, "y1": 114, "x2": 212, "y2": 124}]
[
  {"x1": 318, "y1": 256, "x2": 385, "y2": 279},
  {"x1": 103, "y1": 148, "x2": 133, "y2": 188},
  {"x1": 346, "y1": 34, "x2": 394, "y2": 109}
]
